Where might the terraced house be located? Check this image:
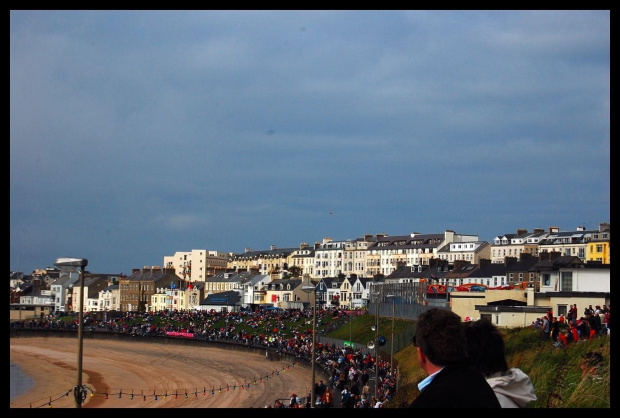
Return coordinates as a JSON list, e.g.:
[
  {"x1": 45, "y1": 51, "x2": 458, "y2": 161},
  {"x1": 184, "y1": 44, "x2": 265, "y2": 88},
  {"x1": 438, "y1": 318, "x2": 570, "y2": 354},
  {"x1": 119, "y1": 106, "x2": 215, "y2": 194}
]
[
  {"x1": 163, "y1": 249, "x2": 230, "y2": 282},
  {"x1": 490, "y1": 228, "x2": 548, "y2": 263},
  {"x1": 538, "y1": 224, "x2": 606, "y2": 262},
  {"x1": 229, "y1": 245, "x2": 295, "y2": 278},
  {"x1": 585, "y1": 223, "x2": 610, "y2": 264},
  {"x1": 367, "y1": 230, "x2": 477, "y2": 276},
  {"x1": 119, "y1": 266, "x2": 179, "y2": 312}
]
